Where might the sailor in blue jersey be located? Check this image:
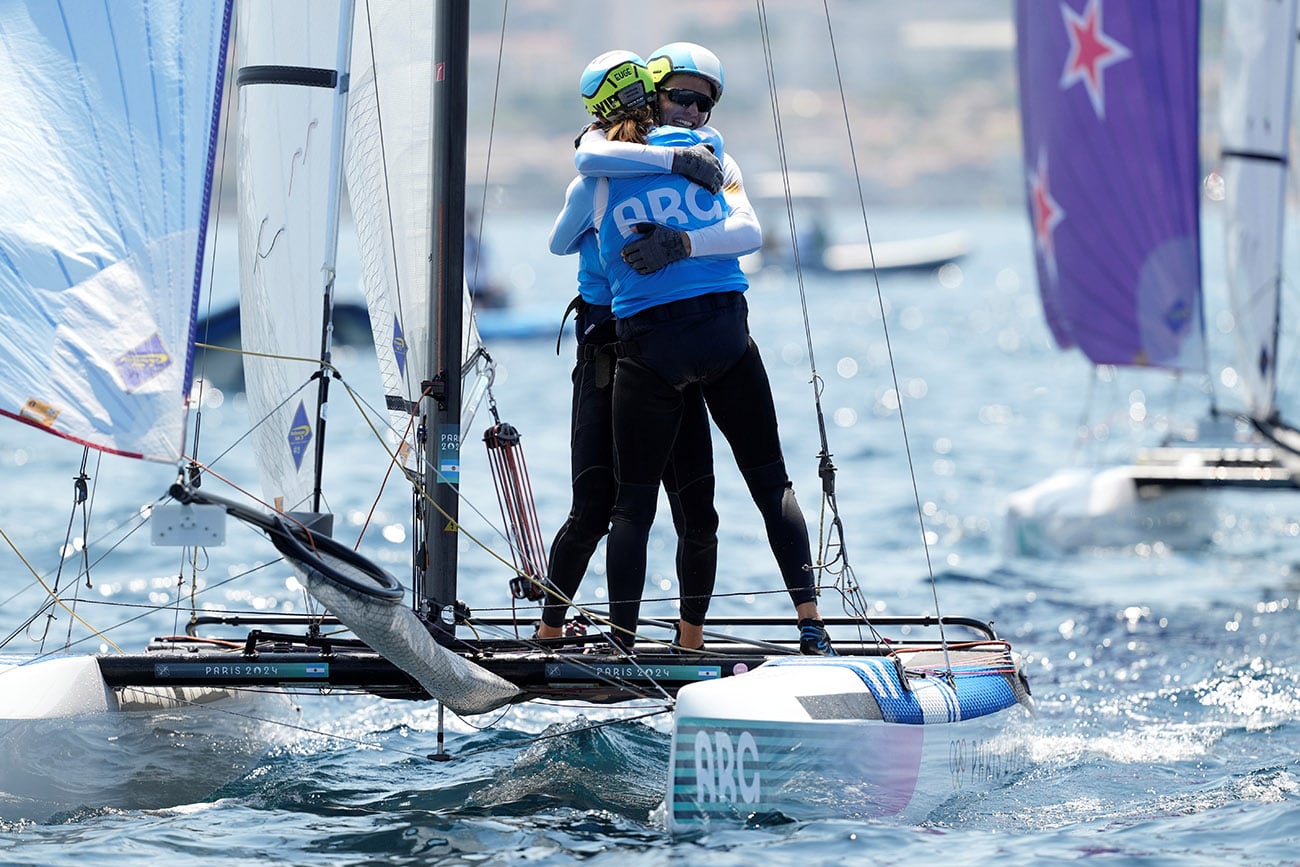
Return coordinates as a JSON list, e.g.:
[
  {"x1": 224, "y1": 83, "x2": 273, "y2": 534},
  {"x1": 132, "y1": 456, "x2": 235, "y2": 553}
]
[
  {"x1": 592, "y1": 126, "x2": 745, "y2": 318},
  {"x1": 571, "y1": 120, "x2": 759, "y2": 275},
  {"x1": 560, "y1": 42, "x2": 836, "y2": 656},
  {"x1": 537, "y1": 51, "x2": 721, "y2": 651}
]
